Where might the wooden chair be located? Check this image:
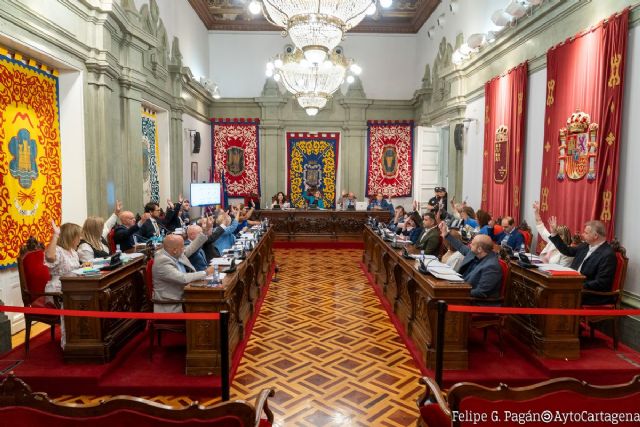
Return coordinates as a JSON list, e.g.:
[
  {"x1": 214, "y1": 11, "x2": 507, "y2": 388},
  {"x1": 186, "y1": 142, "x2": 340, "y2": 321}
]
[
  {"x1": 144, "y1": 258, "x2": 186, "y2": 359},
  {"x1": 0, "y1": 374, "x2": 275, "y2": 427},
  {"x1": 581, "y1": 239, "x2": 628, "y2": 349},
  {"x1": 17, "y1": 237, "x2": 61, "y2": 357},
  {"x1": 469, "y1": 258, "x2": 510, "y2": 355},
  {"x1": 417, "y1": 375, "x2": 640, "y2": 427}
]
